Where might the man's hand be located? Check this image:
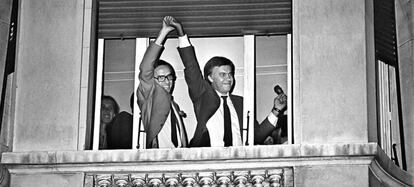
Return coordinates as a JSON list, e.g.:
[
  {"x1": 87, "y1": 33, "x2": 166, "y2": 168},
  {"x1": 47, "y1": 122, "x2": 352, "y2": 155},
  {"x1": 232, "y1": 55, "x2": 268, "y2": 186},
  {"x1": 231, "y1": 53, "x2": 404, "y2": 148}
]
[
  {"x1": 273, "y1": 93, "x2": 287, "y2": 111},
  {"x1": 164, "y1": 16, "x2": 185, "y2": 36},
  {"x1": 161, "y1": 16, "x2": 175, "y2": 34},
  {"x1": 154, "y1": 16, "x2": 175, "y2": 46},
  {"x1": 263, "y1": 136, "x2": 274, "y2": 145}
]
